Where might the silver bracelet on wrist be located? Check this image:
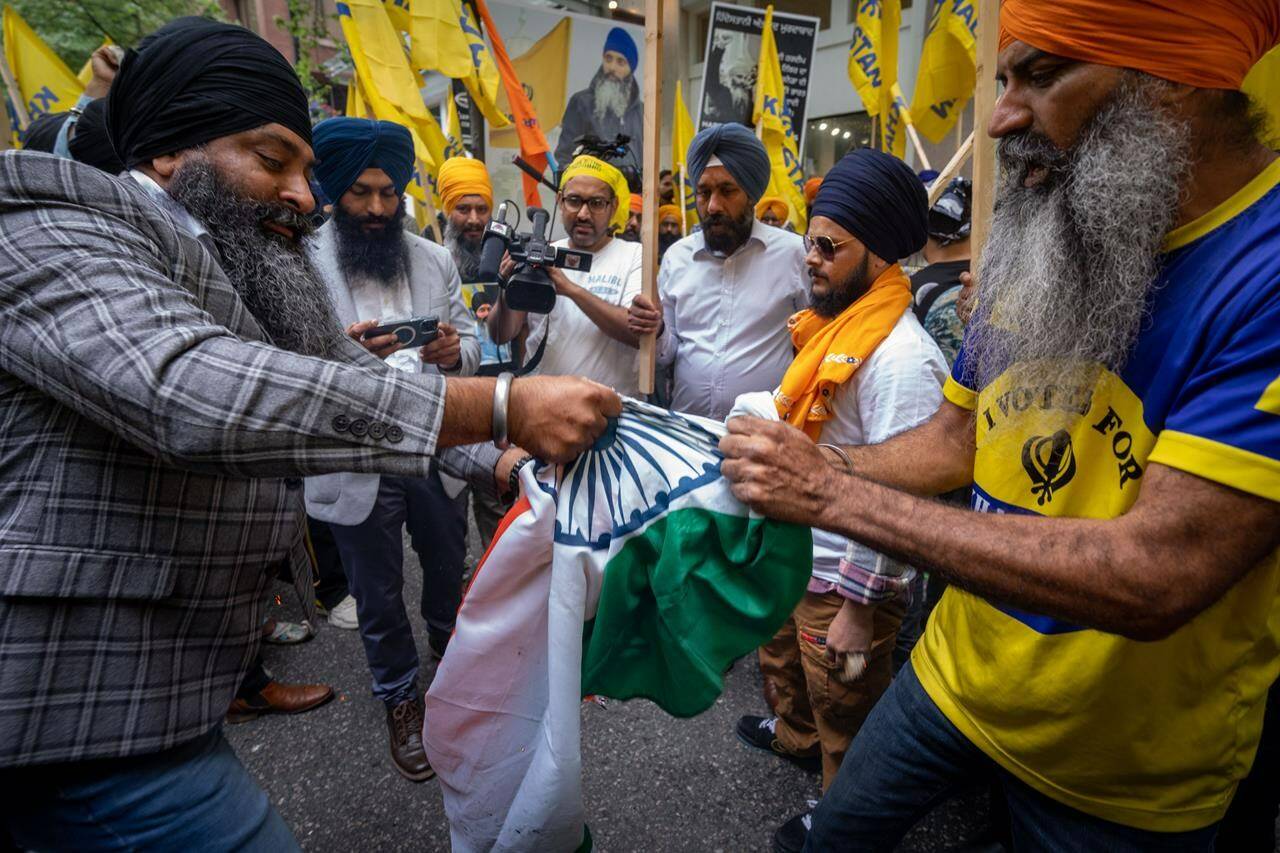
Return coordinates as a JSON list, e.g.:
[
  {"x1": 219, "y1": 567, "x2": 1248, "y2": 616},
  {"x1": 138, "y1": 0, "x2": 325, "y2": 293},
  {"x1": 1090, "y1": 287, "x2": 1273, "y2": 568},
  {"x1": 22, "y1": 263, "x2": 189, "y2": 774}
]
[
  {"x1": 817, "y1": 443, "x2": 855, "y2": 474},
  {"x1": 492, "y1": 371, "x2": 514, "y2": 450}
]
